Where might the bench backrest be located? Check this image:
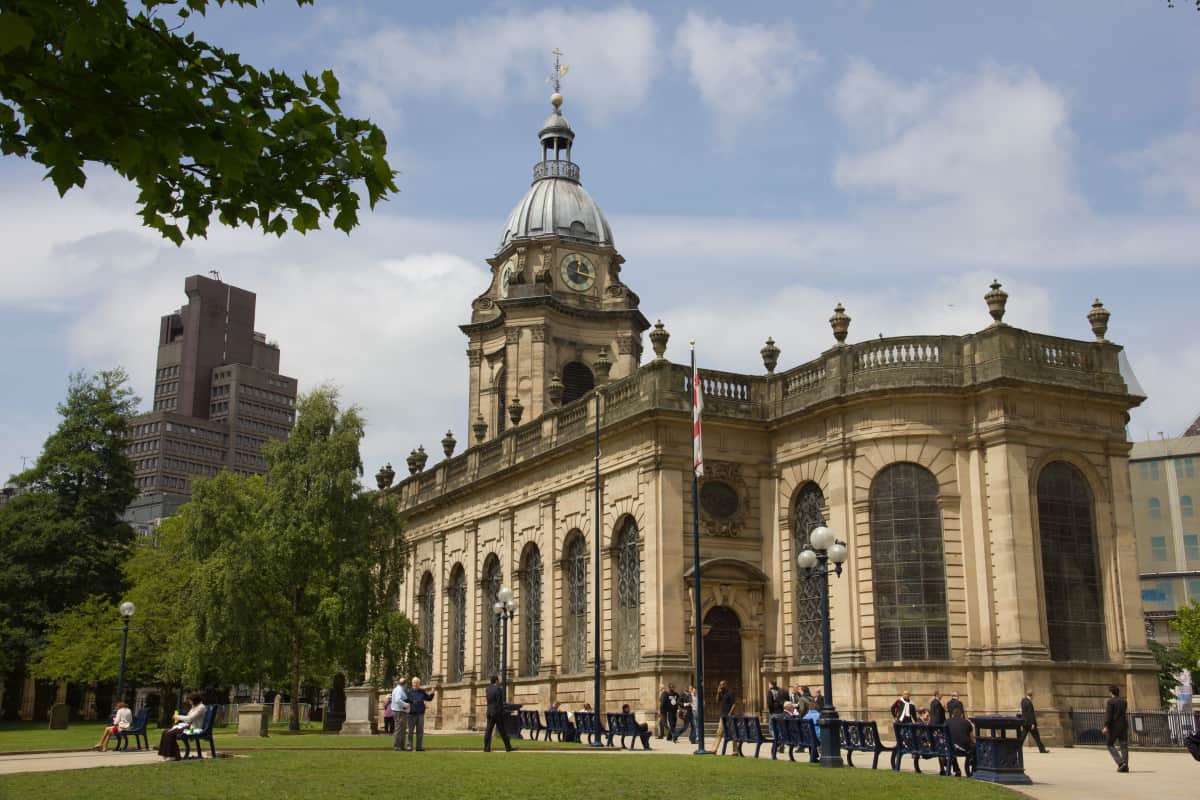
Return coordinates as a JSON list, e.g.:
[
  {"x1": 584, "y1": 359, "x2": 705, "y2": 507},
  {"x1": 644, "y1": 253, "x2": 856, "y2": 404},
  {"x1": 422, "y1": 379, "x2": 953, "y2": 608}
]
[
  {"x1": 126, "y1": 707, "x2": 150, "y2": 733},
  {"x1": 575, "y1": 711, "x2": 601, "y2": 733},
  {"x1": 544, "y1": 710, "x2": 569, "y2": 730},
  {"x1": 519, "y1": 710, "x2": 542, "y2": 729},
  {"x1": 840, "y1": 719, "x2": 882, "y2": 749},
  {"x1": 774, "y1": 716, "x2": 818, "y2": 747},
  {"x1": 893, "y1": 722, "x2": 950, "y2": 756}
]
